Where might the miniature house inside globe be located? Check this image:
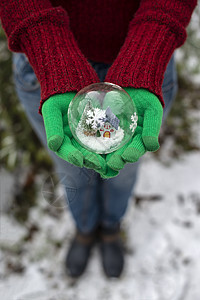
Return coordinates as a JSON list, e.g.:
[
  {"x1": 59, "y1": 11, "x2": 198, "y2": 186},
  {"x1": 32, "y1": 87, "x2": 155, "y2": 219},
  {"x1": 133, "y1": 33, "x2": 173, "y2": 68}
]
[{"x1": 68, "y1": 82, "x2": 138, "y2": 154}]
